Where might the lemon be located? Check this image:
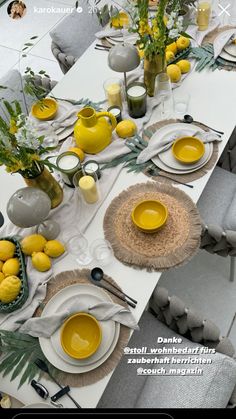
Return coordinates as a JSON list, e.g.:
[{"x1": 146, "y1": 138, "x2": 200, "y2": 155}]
[
  {"x1": 0, "y1": 275, "x2": 21, "y2": 303},
  {"x1": 165, "y1": 50, "x2": 175, "y2": 63},
  {"x1": 32, "y1": 252, "x2": 51, "y2": 272},
  {"x1": 0, "y1": 240, "x2": 16, "y2": 261},
  {"x1": 166, "y1": 42, "x2": 178, "y2": 55},
  {"x1": 176, "y1": 36, "x2": 190, "y2": 51},
  {"x1": 111, "y1": 11, "x2": 129, "y2": 29},
  {"x1": 116, "y1": 120, "x2": 137, "y2": 139},
  {"x1": 176, "y1": 60, "x2": 191, "y2": 74},
  {"x1": 44, "y1": 240, "x2": 65, "y2": 258},
  {"x1": 21, "y1": 234, "x2": 47, "y2": 256},
  {"x1": 0, "y1": 261, "x2": 3, "y2": 271},
  {"x1": 167, "y1": 64, "x2": 181, "y2": 83},
  {"x1": 2, "y1": 258, "x2": 20, "y2": 277},
  {"x1": 0, "y1": 272, "x2": 5, "y2": 284},
  {"x1": 68, "y1": 147, "x2": 85, "y2": 162}
]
